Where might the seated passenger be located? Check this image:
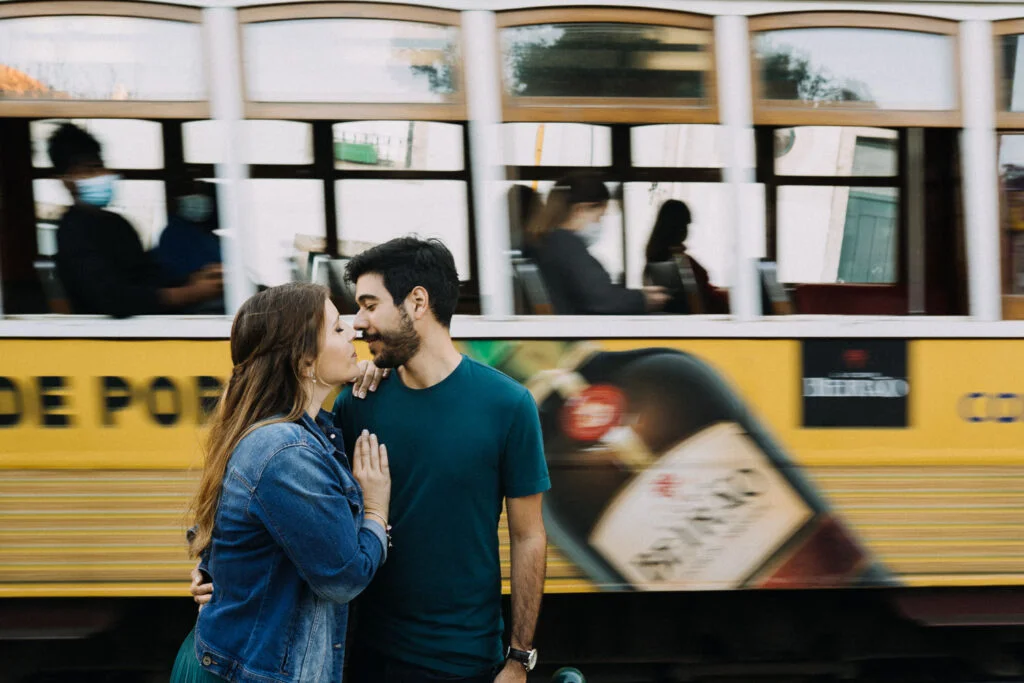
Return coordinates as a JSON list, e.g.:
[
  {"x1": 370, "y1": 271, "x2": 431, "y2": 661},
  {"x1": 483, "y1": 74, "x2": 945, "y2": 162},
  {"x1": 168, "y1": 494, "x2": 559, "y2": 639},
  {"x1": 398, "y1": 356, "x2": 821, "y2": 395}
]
[
  {"x1": 48, "y1": 123, "x2": 222, "y2": 318},
  {"x1": 154, "y1": 181, "x2": 223, "y2": 282},
  {"x1": 528, "y1": 172, "x2": 668, "y2": 315},
  {"x1": 645, "y1": 199, "x2": 728, "y2": 314}
]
